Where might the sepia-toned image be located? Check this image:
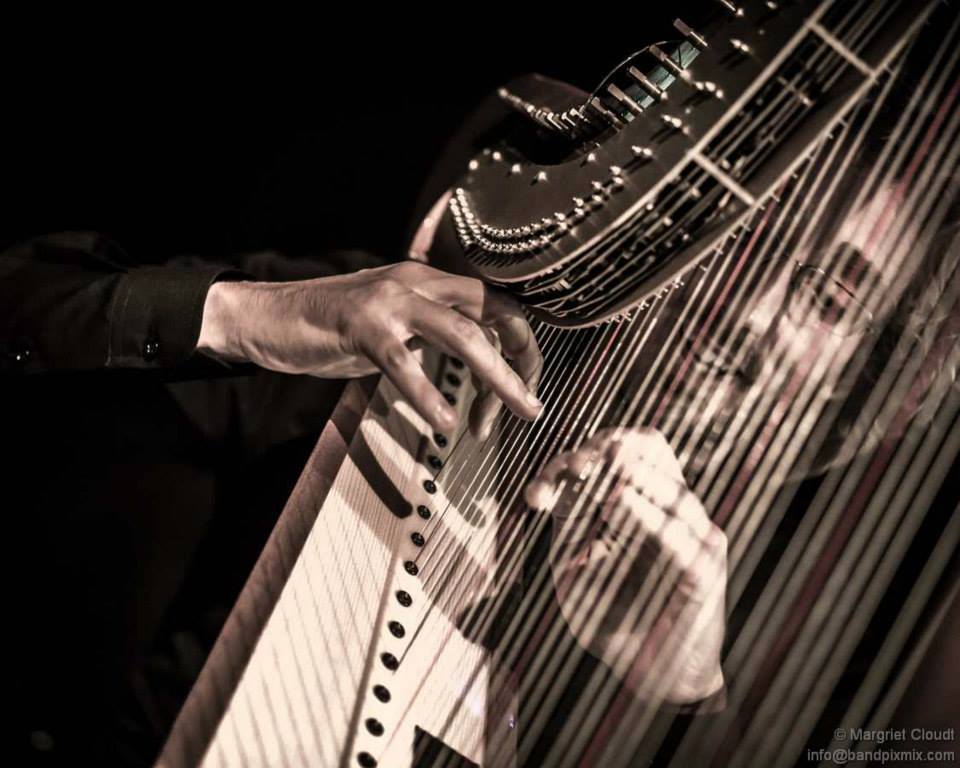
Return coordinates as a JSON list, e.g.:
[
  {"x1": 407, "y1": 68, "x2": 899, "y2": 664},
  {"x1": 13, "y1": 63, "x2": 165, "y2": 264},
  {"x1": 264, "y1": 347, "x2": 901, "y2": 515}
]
[{"x1": 3, "y1": 1, "x2": 957, "y2": 766}]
